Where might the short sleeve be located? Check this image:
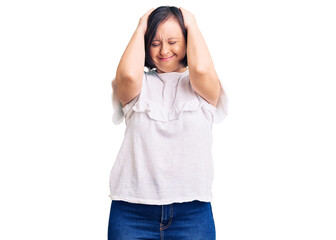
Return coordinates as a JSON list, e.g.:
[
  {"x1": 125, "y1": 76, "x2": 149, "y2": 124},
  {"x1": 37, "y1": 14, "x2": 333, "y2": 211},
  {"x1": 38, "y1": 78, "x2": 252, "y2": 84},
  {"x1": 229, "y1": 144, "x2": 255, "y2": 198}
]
[
  {"x1": 111, "y1": 78, "x2": 140, "y2": 125},
  {"x1": 213, "y1": 80, "x2": 229, "y2": 124},
  {"x1": 195, "y1": 78, "x2": 229, "y2": 124}
]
